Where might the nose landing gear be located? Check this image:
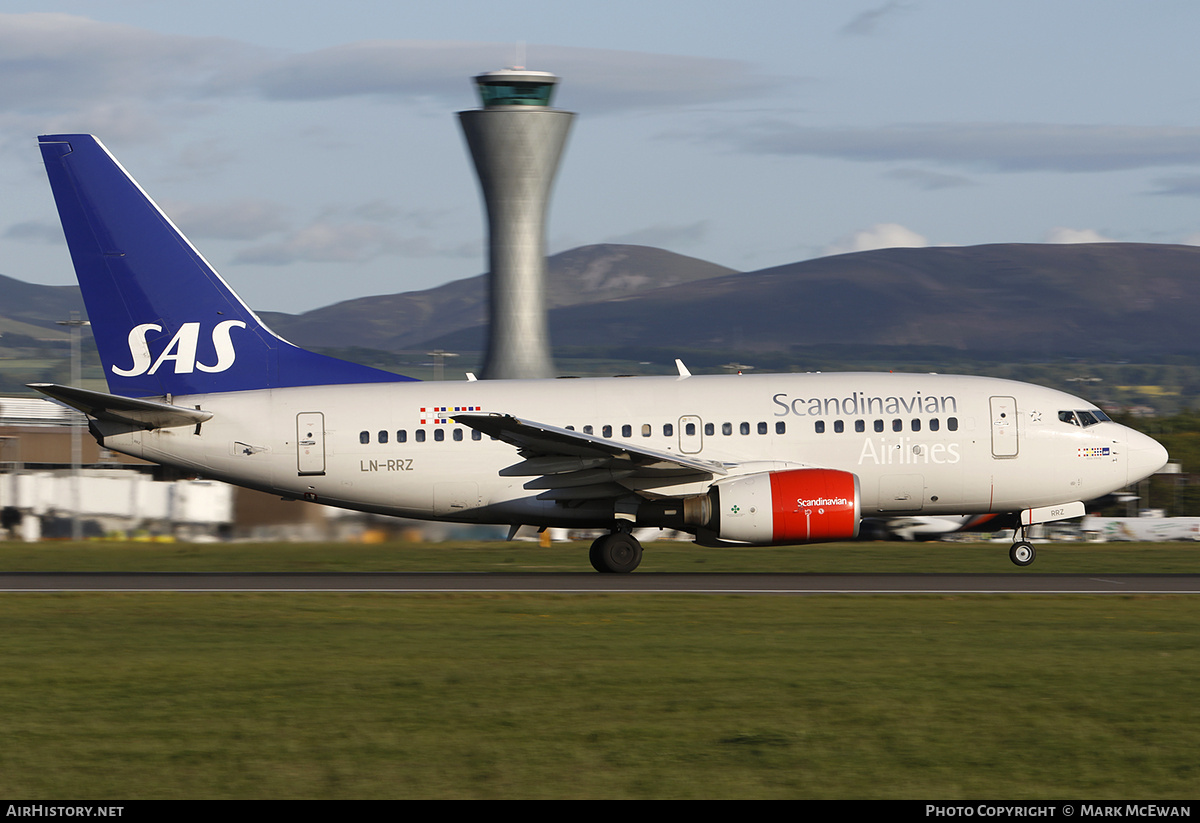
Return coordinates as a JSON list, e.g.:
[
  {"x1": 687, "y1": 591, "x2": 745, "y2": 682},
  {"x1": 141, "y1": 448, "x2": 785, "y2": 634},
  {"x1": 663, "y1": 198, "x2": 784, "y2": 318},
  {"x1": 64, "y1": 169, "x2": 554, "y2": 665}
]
[
  {"x1": 1009, "y1": 540, "x2": 1036, "y2": 566},
  {"x1": 1009, "y1": 525, "x2": 1036, "y2": 567}
]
